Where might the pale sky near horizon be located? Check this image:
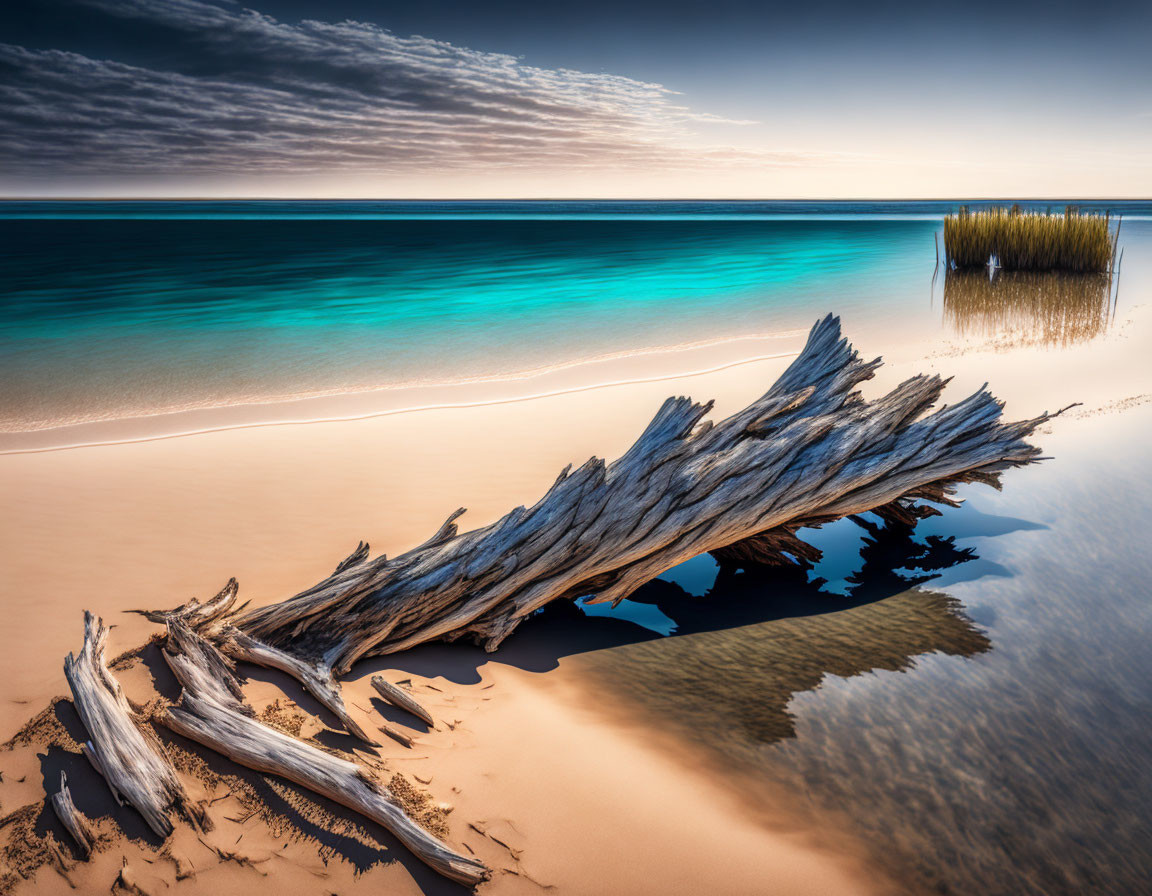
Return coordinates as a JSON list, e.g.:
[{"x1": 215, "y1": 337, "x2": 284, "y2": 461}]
[{"x1": 1, "y1": 0, "x2": 1150, "y2": 197}]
